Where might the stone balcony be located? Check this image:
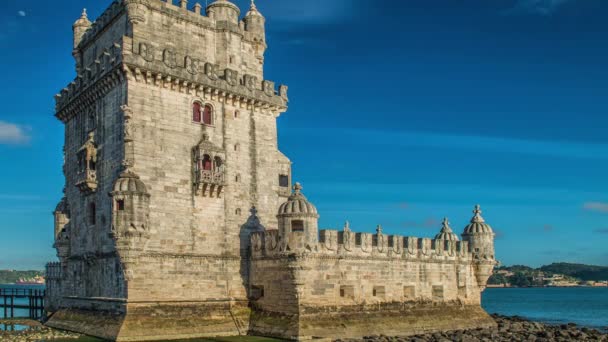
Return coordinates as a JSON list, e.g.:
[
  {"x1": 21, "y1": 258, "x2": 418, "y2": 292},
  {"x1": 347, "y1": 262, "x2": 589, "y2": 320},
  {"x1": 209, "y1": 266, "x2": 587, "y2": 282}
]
[
  {"x1": 76, "y1": 169, "x2": 97, "y2": 194},
  {"x1": 194, "y1": 170, "x2": 224, "y2": 197}
]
